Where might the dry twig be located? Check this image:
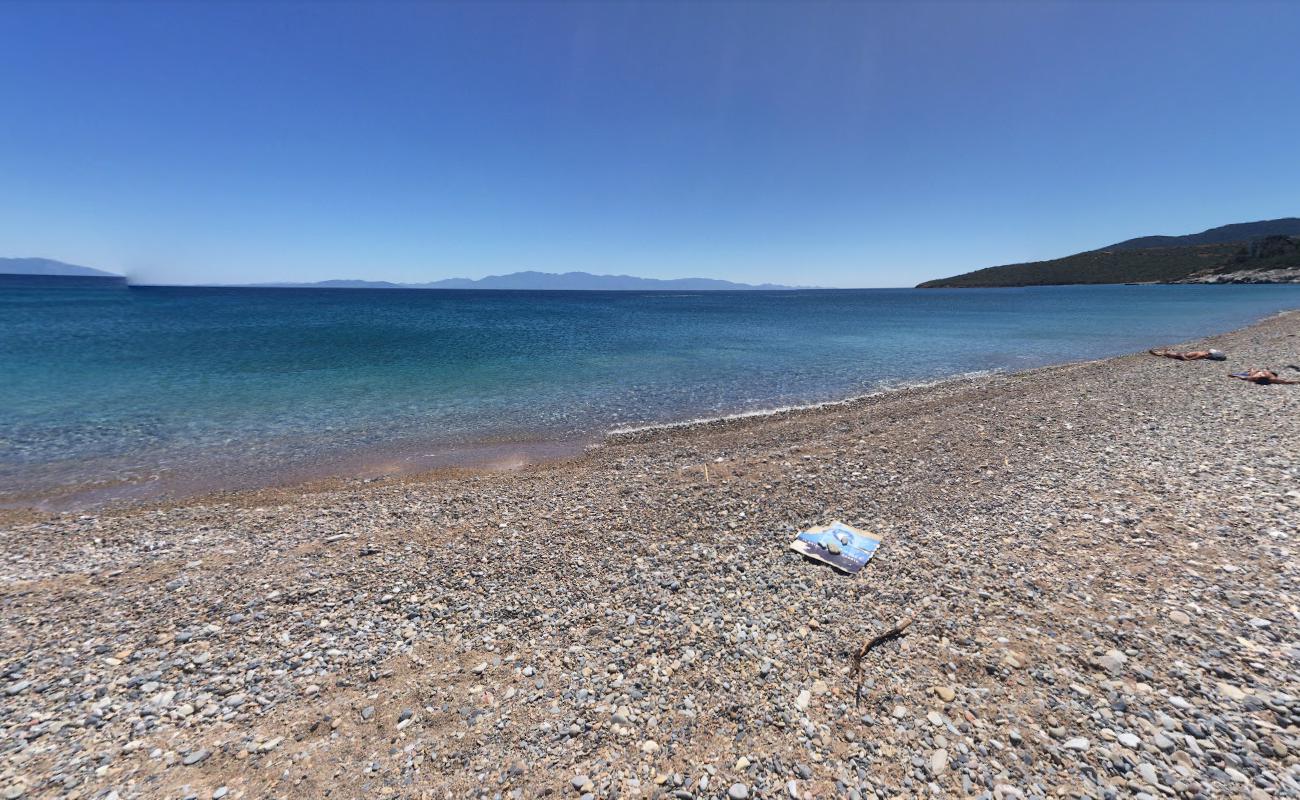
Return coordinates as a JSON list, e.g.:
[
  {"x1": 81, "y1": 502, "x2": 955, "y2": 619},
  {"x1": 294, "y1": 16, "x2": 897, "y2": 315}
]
[{"x1": 853, "y1": 615, "x2": 914, "y2": 707}]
